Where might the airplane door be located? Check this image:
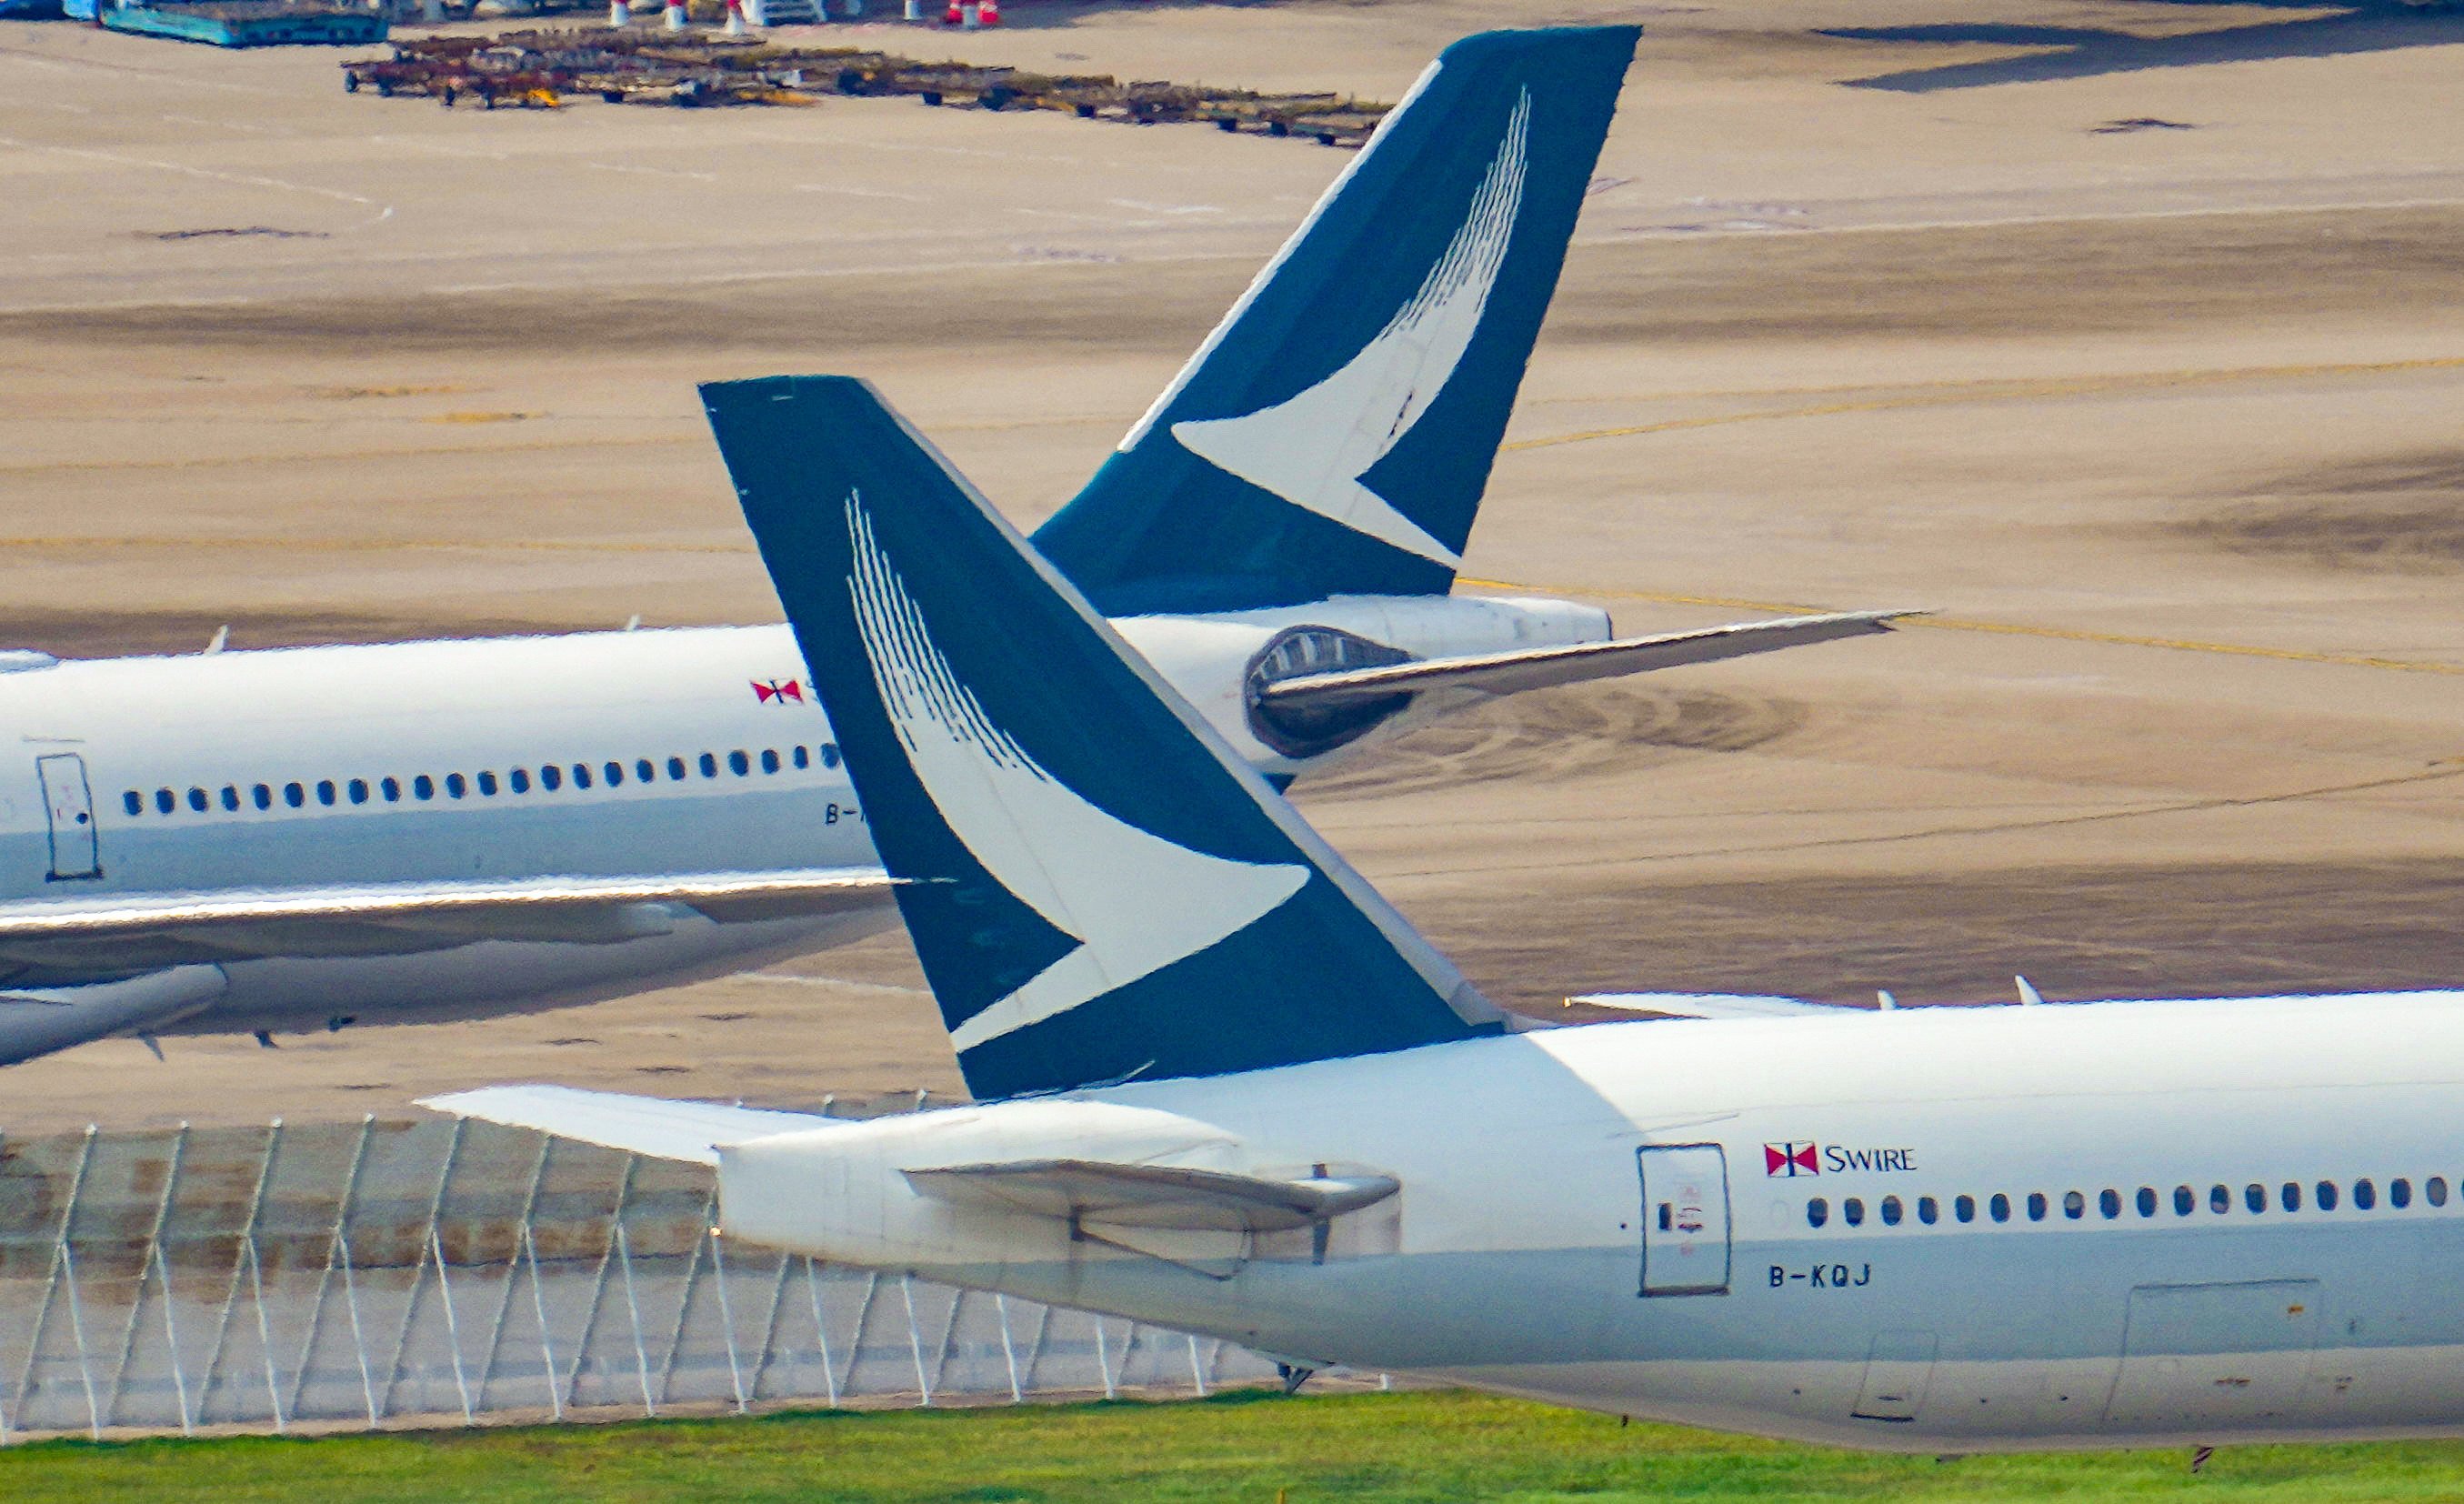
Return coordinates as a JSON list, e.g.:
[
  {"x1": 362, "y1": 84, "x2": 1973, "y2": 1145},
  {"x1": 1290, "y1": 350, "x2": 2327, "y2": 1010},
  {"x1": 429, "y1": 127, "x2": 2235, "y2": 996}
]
[
  {"x1": 1851, "y1": 1329, "x2": 1938, "y2": 1422},
  {"x1": 2101, "y1": 1279, "x2": 2320, "y2": 1431},
  {"x1": 35, "y1": 754, "x2": 99, "y2": 881},
  {"x1": 1637, "y1": 1143, "x2": 1730, "y2": 1296}
]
